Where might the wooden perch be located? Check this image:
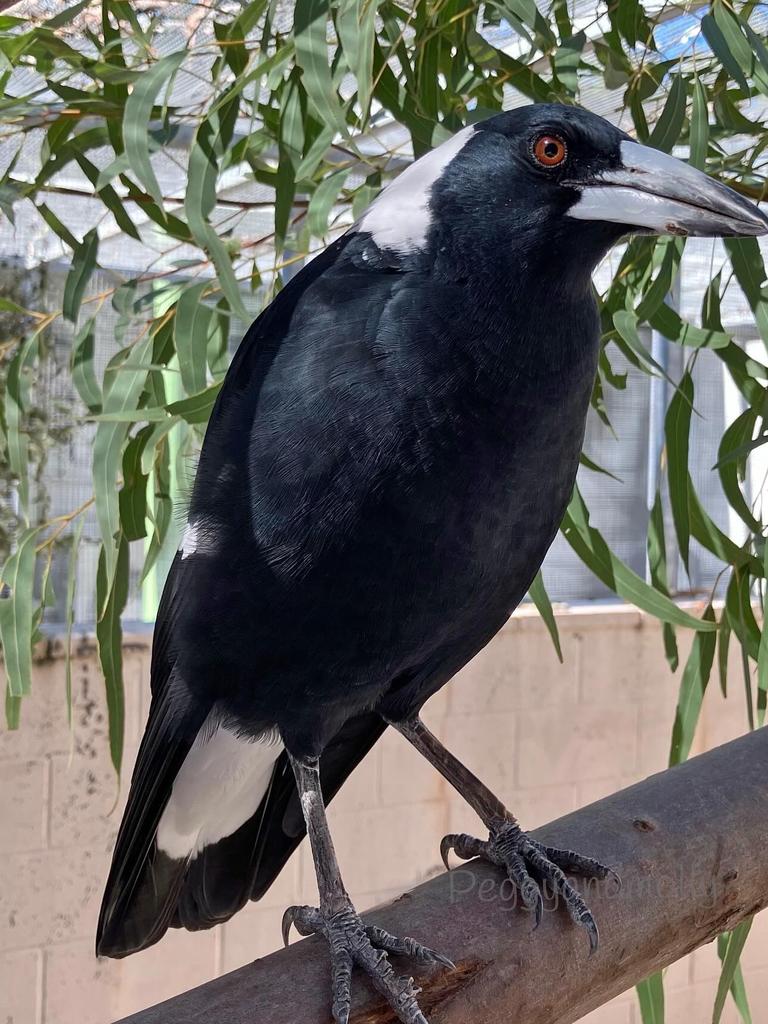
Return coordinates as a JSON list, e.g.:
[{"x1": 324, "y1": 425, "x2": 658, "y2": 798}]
[{"x1": 116, "y1": 728, "x2": 768, "y2": 1024}]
